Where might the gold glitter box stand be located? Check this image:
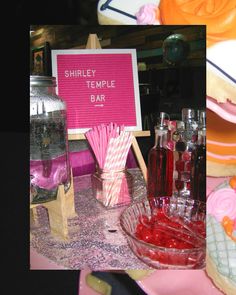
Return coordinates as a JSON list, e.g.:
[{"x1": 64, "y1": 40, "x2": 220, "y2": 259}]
[{"x1": 30, "y1": 170, "x2": 77, "y2": 240}]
